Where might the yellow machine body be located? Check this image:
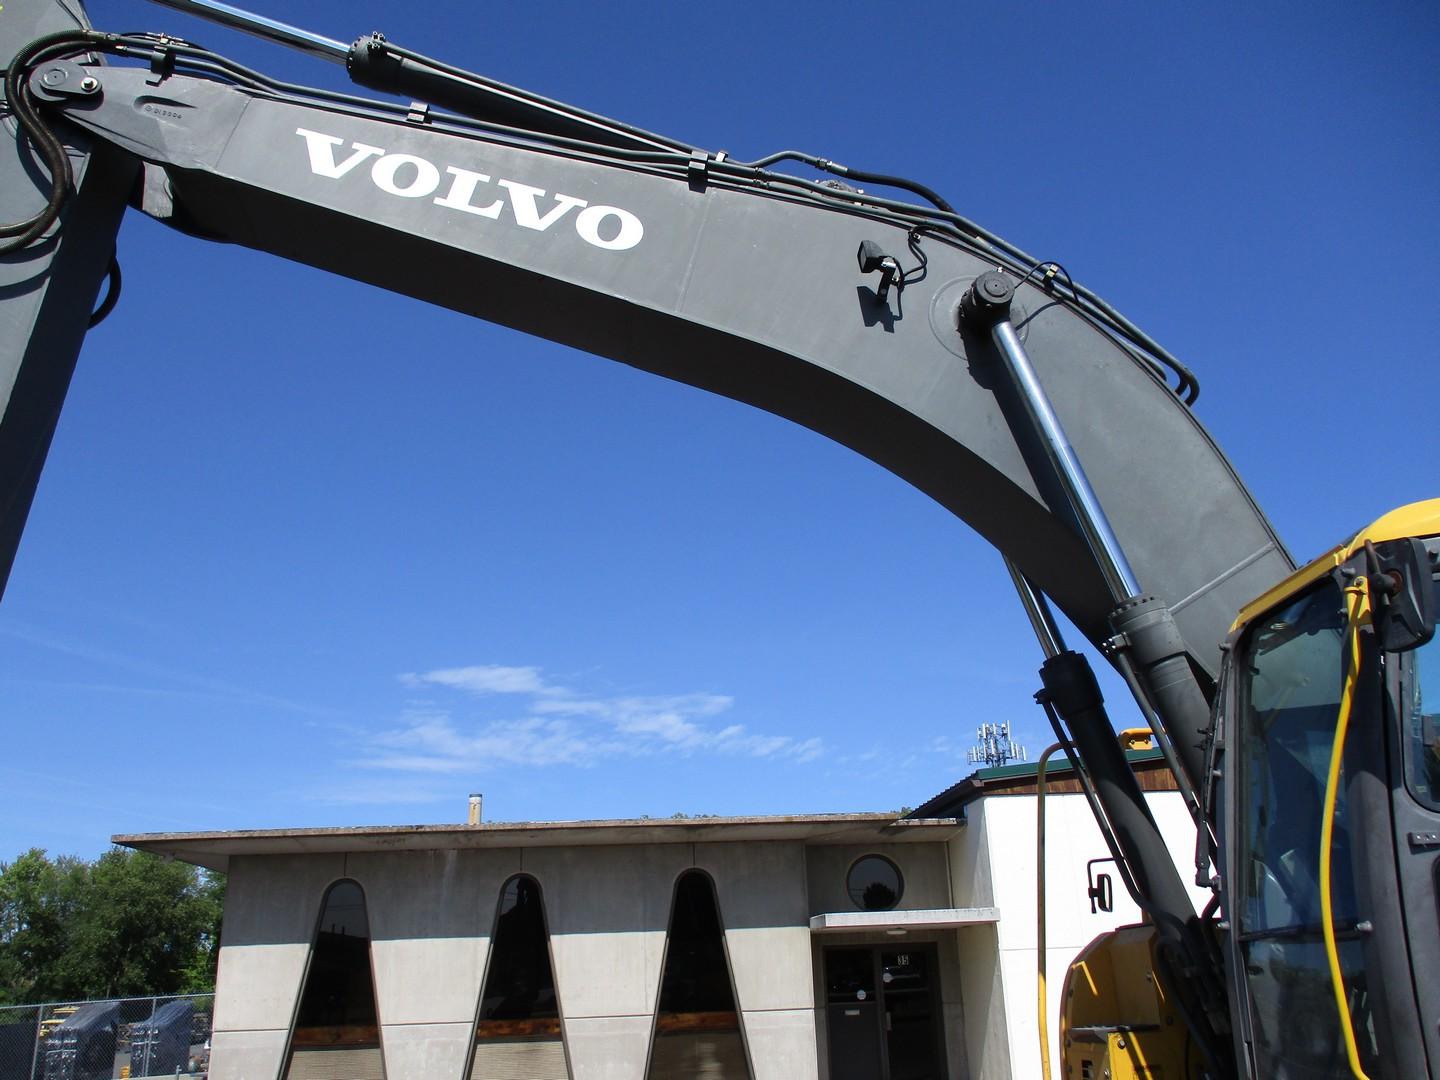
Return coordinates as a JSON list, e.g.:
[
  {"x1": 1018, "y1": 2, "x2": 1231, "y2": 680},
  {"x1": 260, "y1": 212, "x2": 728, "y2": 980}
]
[{"x1": 1059, "y1": 924, "x2": 1194, "y2": 1080}]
